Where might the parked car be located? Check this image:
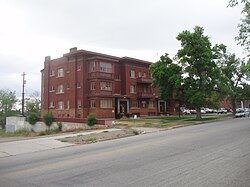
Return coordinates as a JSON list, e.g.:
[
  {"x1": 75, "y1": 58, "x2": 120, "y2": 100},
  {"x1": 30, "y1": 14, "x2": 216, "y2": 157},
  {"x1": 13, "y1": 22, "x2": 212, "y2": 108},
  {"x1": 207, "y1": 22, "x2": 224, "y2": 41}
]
[
  {"x1": 217, "y1": 108, "x2": 227, "y2": 114},
  {"x1": 235, "y1": 108, "x2": 246, "y2": 118},
  {"x1": 183, "y1": 109, "x2": 191, "y2": 115},
  {"x1": 189, "y1": 109, "x2": 197, "y2": 114},
  {"x1": 244, "y1": 108, "x2": 250, "y2": 117},
  {"x1": 204, "y1": 108, "x2": 213, "y2": 113}
]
